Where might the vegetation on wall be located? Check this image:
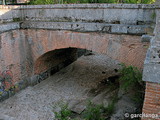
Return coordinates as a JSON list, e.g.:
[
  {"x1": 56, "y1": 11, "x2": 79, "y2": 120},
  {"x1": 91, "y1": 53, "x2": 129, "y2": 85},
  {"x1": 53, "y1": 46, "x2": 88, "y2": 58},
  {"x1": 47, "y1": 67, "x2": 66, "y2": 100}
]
[
  {"x1": 119, "y1": 64, "x2": 145, "y2": 103},
  {"x1": 53, "y1": 99, "x2": 117, "y2": 120},
  {"x1": 29, "y1": 0, "x2": 155, "y2": 5},
  {"x1": 119, "y1": 64, "x2": 143, "y2": 91}
]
